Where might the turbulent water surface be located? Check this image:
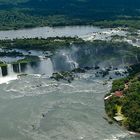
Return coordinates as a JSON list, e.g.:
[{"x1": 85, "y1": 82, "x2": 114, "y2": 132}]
[
  {"x1": 0, "y1": 72, "x2": 140, "y2": 140},
  {"x1": 0, "y1": 26, "x2": 140, "y2": 140}
]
